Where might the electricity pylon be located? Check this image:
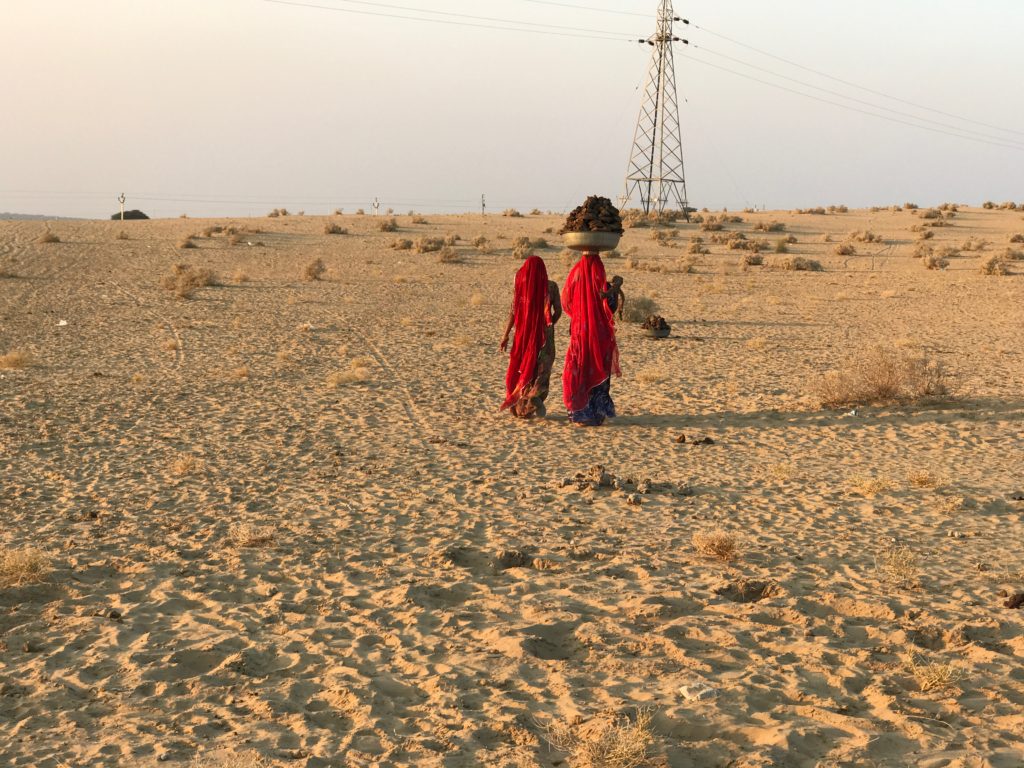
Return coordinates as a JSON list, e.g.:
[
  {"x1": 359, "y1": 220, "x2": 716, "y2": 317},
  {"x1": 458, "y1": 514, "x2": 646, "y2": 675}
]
[{"x1": 620, "y1": 0, "x2": 690, "y2": 215}]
